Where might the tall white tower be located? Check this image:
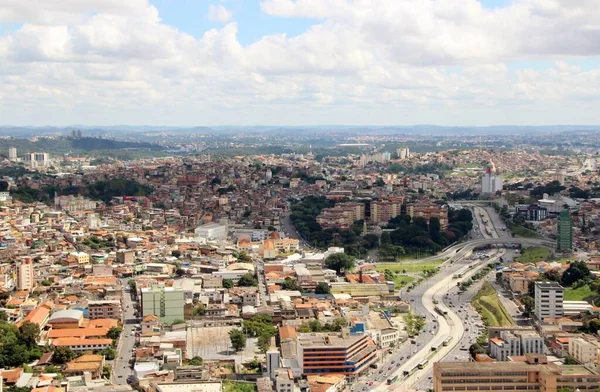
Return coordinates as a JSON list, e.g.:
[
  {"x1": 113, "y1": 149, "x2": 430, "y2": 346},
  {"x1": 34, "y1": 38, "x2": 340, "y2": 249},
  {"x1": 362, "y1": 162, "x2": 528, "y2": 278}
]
[{"x1": 8, "y1": 147, "x2": 17, "y2": 161}]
